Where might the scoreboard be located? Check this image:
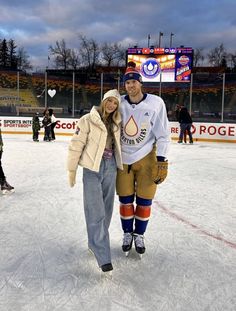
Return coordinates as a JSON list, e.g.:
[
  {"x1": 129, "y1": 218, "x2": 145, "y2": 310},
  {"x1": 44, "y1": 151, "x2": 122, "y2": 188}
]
[{"x1": 127, "y1": 47, "x2": 193, "y2": 82}]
